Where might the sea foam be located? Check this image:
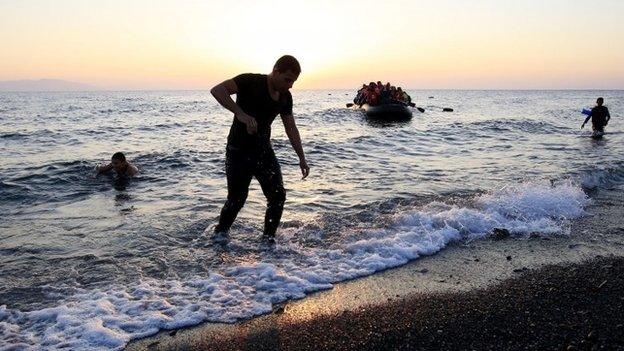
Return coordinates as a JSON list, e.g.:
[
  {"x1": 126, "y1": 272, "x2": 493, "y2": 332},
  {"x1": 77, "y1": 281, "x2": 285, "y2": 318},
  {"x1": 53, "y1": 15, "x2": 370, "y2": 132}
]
[{"x1": 0, "y1": 181, "x2": 588, "y2": 350}]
